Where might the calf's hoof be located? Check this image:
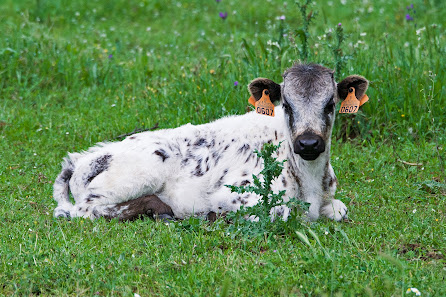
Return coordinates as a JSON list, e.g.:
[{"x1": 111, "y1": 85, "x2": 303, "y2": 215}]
[
  {"x1": 321, "y1": 199, "x2": 348, "y2": 221},
  {"x1": 54, "y1": 207, "x2": 71, "y2": 219}
]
